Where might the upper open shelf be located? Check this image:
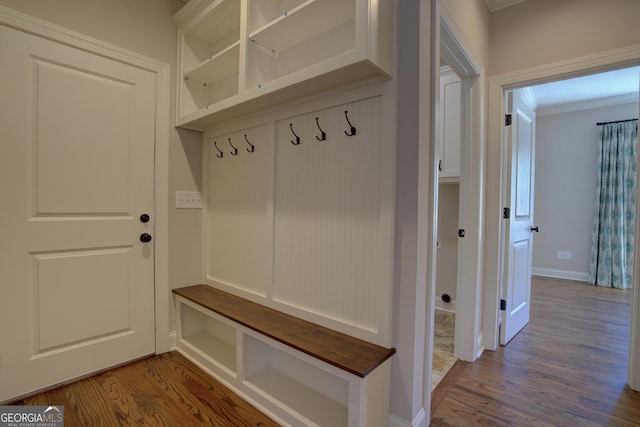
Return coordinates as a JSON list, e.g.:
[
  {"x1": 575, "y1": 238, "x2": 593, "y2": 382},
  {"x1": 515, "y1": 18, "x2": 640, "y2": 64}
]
[
  {"x1": 249, "y1": 0, "x2": 355, "y2": 53},
  {"x1": 184, "y1": 41, "x2": 240, "y2": 85},
  {"x1": 174, "y1": 0, "x2": 393, "y2": 130}
]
